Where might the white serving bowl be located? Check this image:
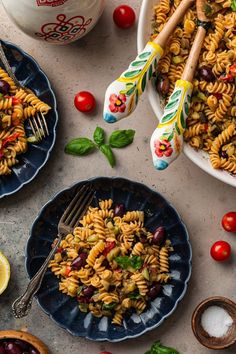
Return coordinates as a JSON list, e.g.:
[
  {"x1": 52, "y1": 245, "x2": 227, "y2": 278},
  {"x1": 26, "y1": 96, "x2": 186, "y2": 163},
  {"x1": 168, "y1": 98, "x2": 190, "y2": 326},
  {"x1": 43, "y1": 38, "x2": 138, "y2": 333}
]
[
  {"x1": 137, "y1": 0, "x2": 236, "y2": 187},
  {"x1": 2, "y1": 0, "x2": 106, "y2": 45}
]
